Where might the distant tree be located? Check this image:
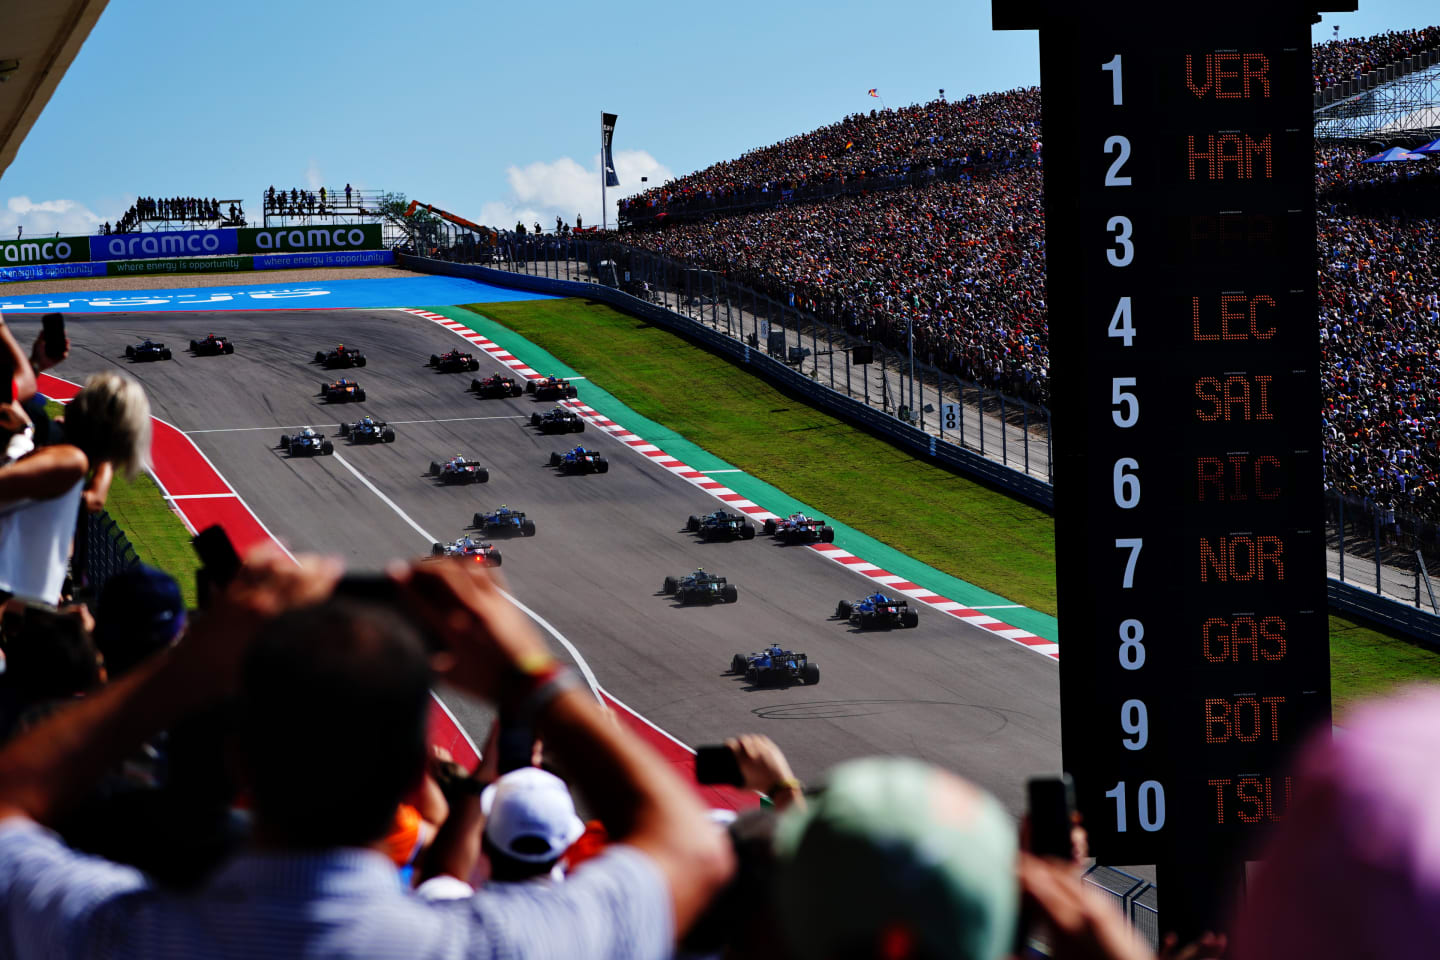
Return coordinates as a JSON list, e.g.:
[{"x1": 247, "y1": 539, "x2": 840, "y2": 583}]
[{"x1": 374, "y1": 193, "x2": 443, "y2": 249}]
